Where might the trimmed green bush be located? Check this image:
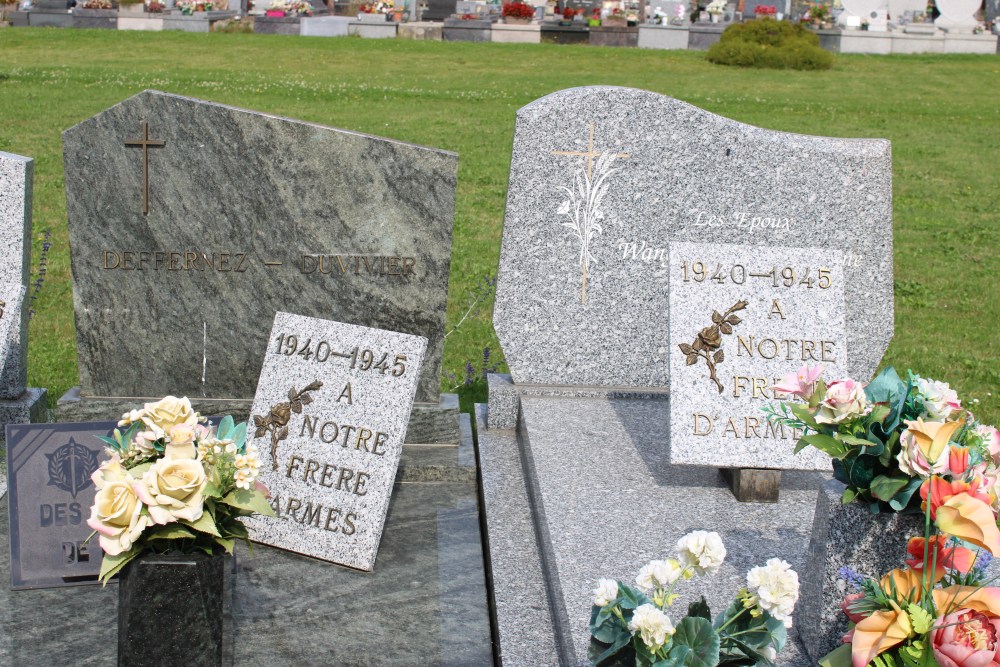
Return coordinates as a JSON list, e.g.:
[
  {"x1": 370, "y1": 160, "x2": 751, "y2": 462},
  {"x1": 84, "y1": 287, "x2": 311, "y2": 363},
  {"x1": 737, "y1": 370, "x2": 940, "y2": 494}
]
[{"x1": 707, "y1": 19, "x2": 834, "y2": 70}]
